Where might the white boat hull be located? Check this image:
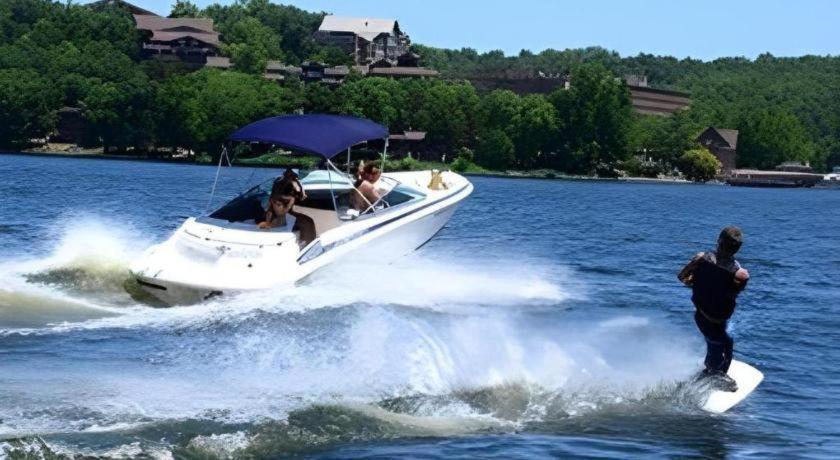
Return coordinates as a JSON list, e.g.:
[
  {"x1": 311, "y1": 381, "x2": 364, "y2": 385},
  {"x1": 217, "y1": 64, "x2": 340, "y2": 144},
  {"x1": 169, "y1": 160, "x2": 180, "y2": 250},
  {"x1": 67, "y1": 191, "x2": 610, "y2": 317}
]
[{"x1": 130, "y1": 170, "x2": 472, "y2": 305}]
